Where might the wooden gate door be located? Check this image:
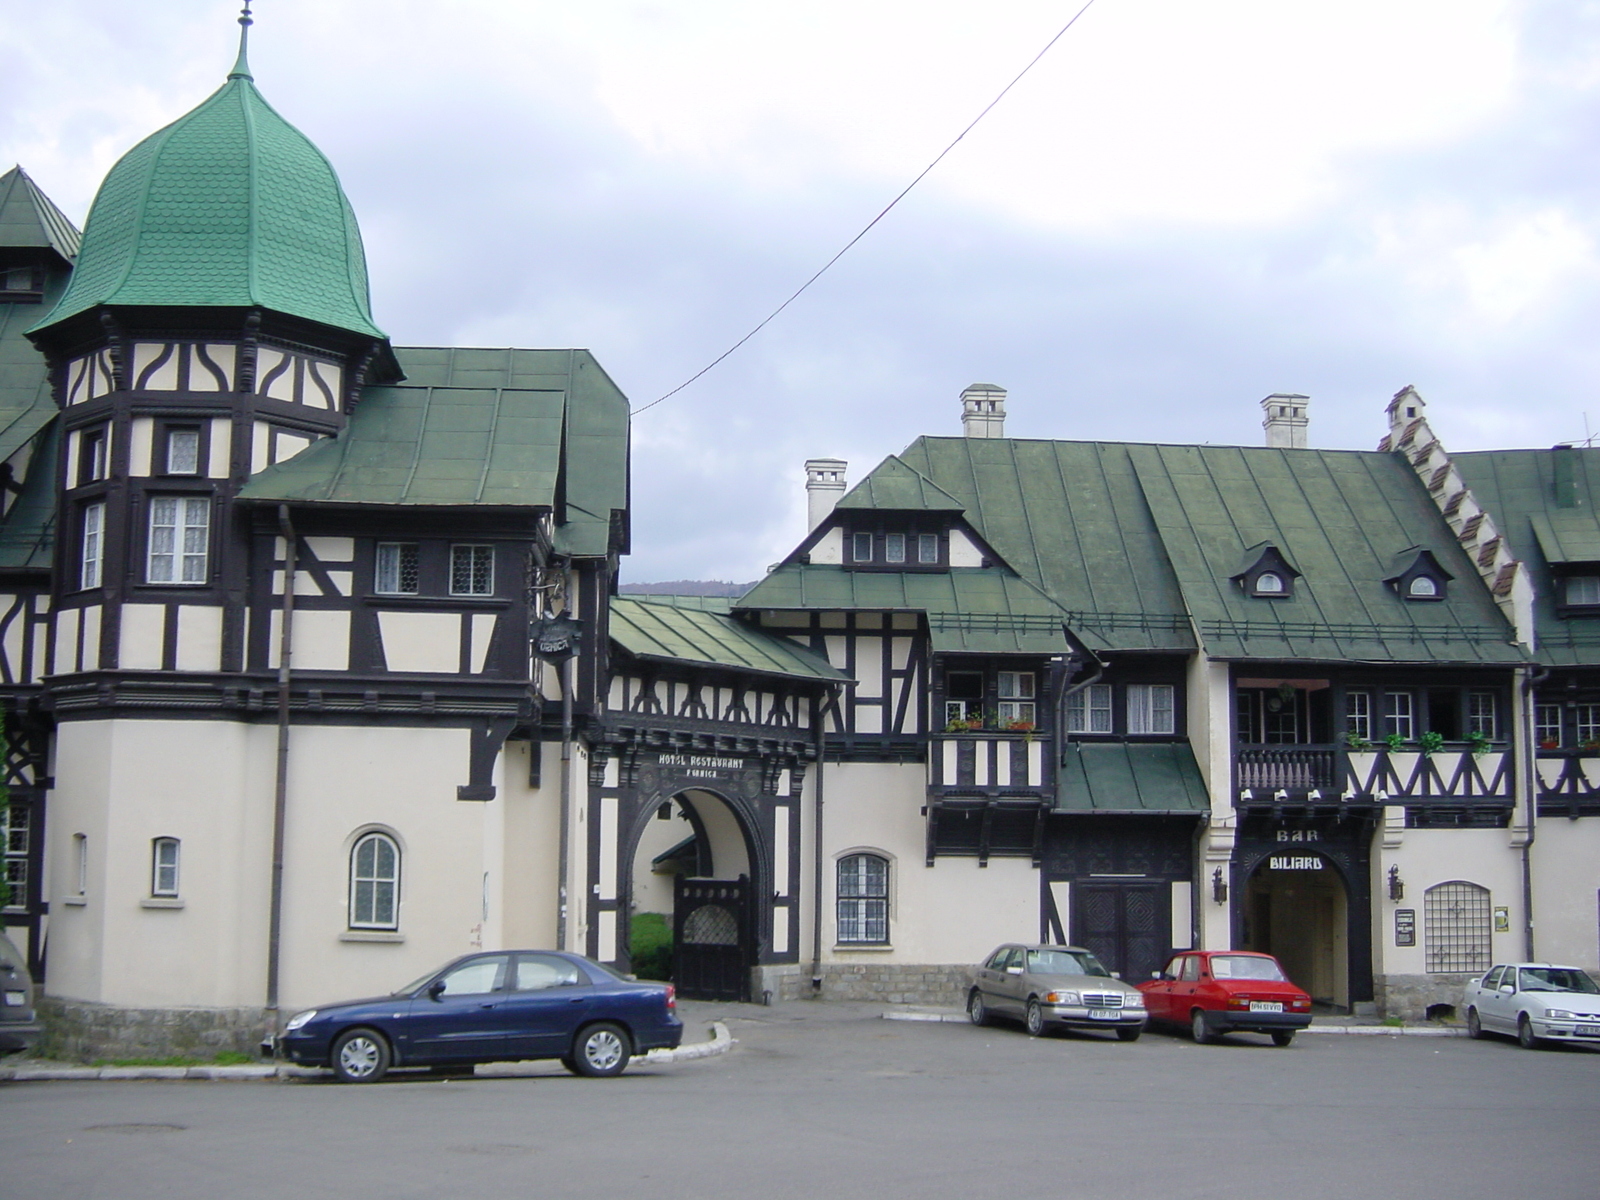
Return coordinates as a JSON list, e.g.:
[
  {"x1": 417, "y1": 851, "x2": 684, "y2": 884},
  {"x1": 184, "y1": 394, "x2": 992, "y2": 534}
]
[
  {"x1": 673, "y1": 876, "x2": 752, "y2": 1002},
  {"x1": 1073, "y1": 882, "x2": 1168, "y2": 985}
]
